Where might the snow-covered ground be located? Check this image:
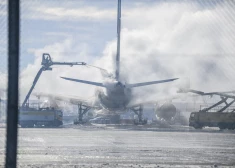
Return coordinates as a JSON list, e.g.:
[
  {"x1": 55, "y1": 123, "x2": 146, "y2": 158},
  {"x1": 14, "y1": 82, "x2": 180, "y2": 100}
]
[{"x1": 0, "y1": 126, "x2": 234, "y2": 167}]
